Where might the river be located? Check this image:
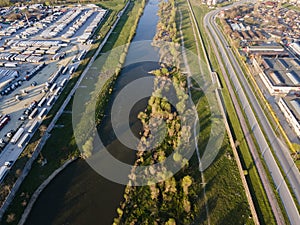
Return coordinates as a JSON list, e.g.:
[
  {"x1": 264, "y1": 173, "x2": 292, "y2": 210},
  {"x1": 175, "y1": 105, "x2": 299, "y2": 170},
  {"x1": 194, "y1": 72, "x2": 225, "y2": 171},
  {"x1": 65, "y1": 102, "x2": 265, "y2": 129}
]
[{"x1": 24, "y1": 0, "x2": 160, "y2": 225}]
